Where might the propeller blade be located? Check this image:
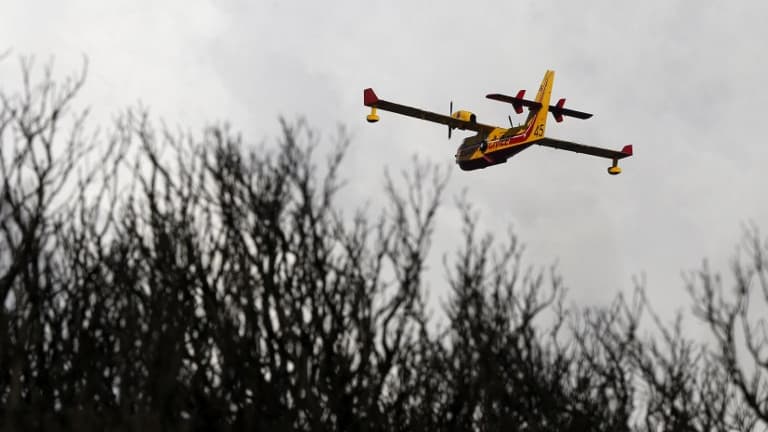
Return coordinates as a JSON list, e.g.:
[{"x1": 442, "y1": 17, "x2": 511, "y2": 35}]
[{"x1": 448, "y1": 101, "x2": 453, "y2": 139}]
